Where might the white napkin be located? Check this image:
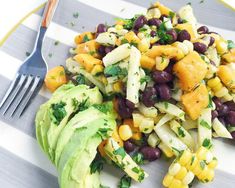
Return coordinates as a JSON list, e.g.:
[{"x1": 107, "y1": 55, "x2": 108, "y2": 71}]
[{"x1": 0, "y1": 0, "x2": 46, "y2": 46}]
